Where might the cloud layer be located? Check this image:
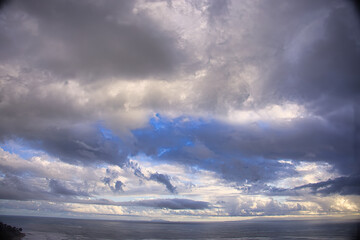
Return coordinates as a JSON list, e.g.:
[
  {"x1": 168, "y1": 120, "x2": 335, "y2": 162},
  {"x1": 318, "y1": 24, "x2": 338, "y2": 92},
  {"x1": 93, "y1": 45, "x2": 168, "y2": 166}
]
[{"x1": 0, "y1": 0, "x2": 359, "y2": 220}]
